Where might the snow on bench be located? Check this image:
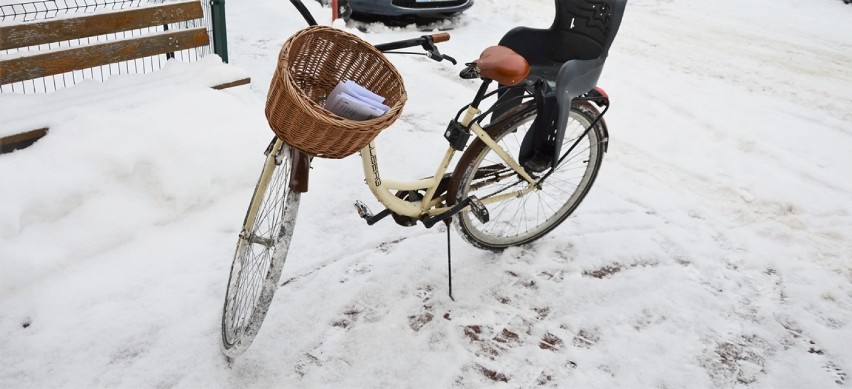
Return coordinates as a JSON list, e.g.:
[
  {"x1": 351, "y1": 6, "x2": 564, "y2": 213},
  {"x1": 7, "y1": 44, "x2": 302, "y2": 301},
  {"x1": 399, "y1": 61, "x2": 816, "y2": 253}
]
[
  {"x1": 0, "y1": 56, "x2": 252, "y2": 153},
  {"x1": 0, "y1": 0, "x2": 251, "y2": 154}
]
